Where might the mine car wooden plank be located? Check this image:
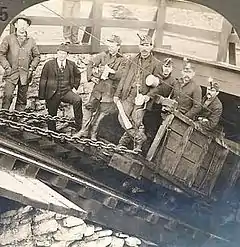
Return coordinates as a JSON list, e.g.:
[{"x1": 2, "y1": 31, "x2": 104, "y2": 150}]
[{"x1": 149, "y1": 112, "x2": 232, "y2": 197}]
